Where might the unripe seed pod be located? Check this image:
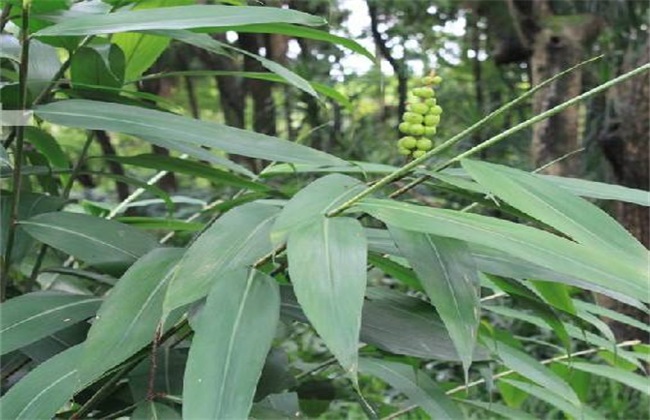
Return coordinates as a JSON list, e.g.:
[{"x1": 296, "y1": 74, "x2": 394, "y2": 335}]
[
  {"x1": 432, "y1": 75, "x2": 443, "y2": 85},
  {"x1": 429, "y1": 105, "x2": 443, "y2": 115},
  {"x1": 398, "y1": 147, "x2": 411, "y2": 155},
  {"x1": 421, "y1": 76, "x2": 435, "y2": 85},
  {"x1": 424, "y1": 126, "x2": 437, "y2": 137},
  {"x1": 416, "y1": 138, "x2": 433, "y2": 151},
  {"x1": 398, "y1": 122, "x2": 412, "y2": 134},
  {"x1": 403, "y1": 112, "x2": 423, "y2": 124},
  {"x1": 398, "y1": 136, "x2": 417, "y2": 149},
  {"x1": 409, "y1": 123, "x2": 425, "y2": 136},
  {"x1": 415, "y1": 87, "x2": 435, "y2": 98},
  {"x1": 412, "y1": 150, "x2": 426, "y2": 159},
  {"x1": 410, "y1": 103, "x2": 429, "y2": 115},
  {"x1": 425, "y1": 98, "x2": 437, "y2": 107},
  {"x1": 424, "y1": 114, "x2": 440, "y2": 127}
]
